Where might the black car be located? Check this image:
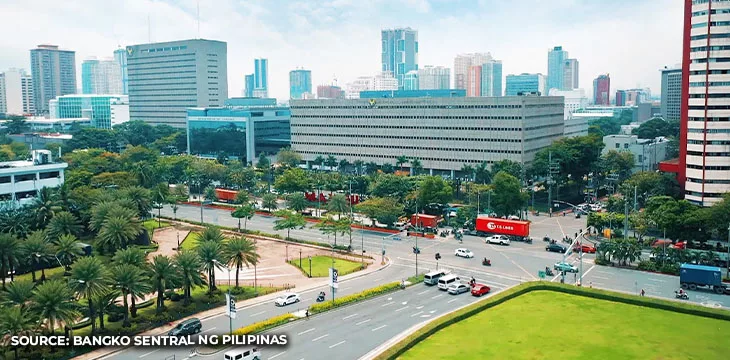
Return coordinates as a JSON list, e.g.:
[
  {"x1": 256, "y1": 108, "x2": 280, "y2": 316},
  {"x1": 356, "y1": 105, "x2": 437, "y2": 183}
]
[
  {"x1": 168, "y1": 318, "x2": 202, "y2": 336},
  {"x1": 545, "y1": 243, "x2": 567, "y2": 253}
]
